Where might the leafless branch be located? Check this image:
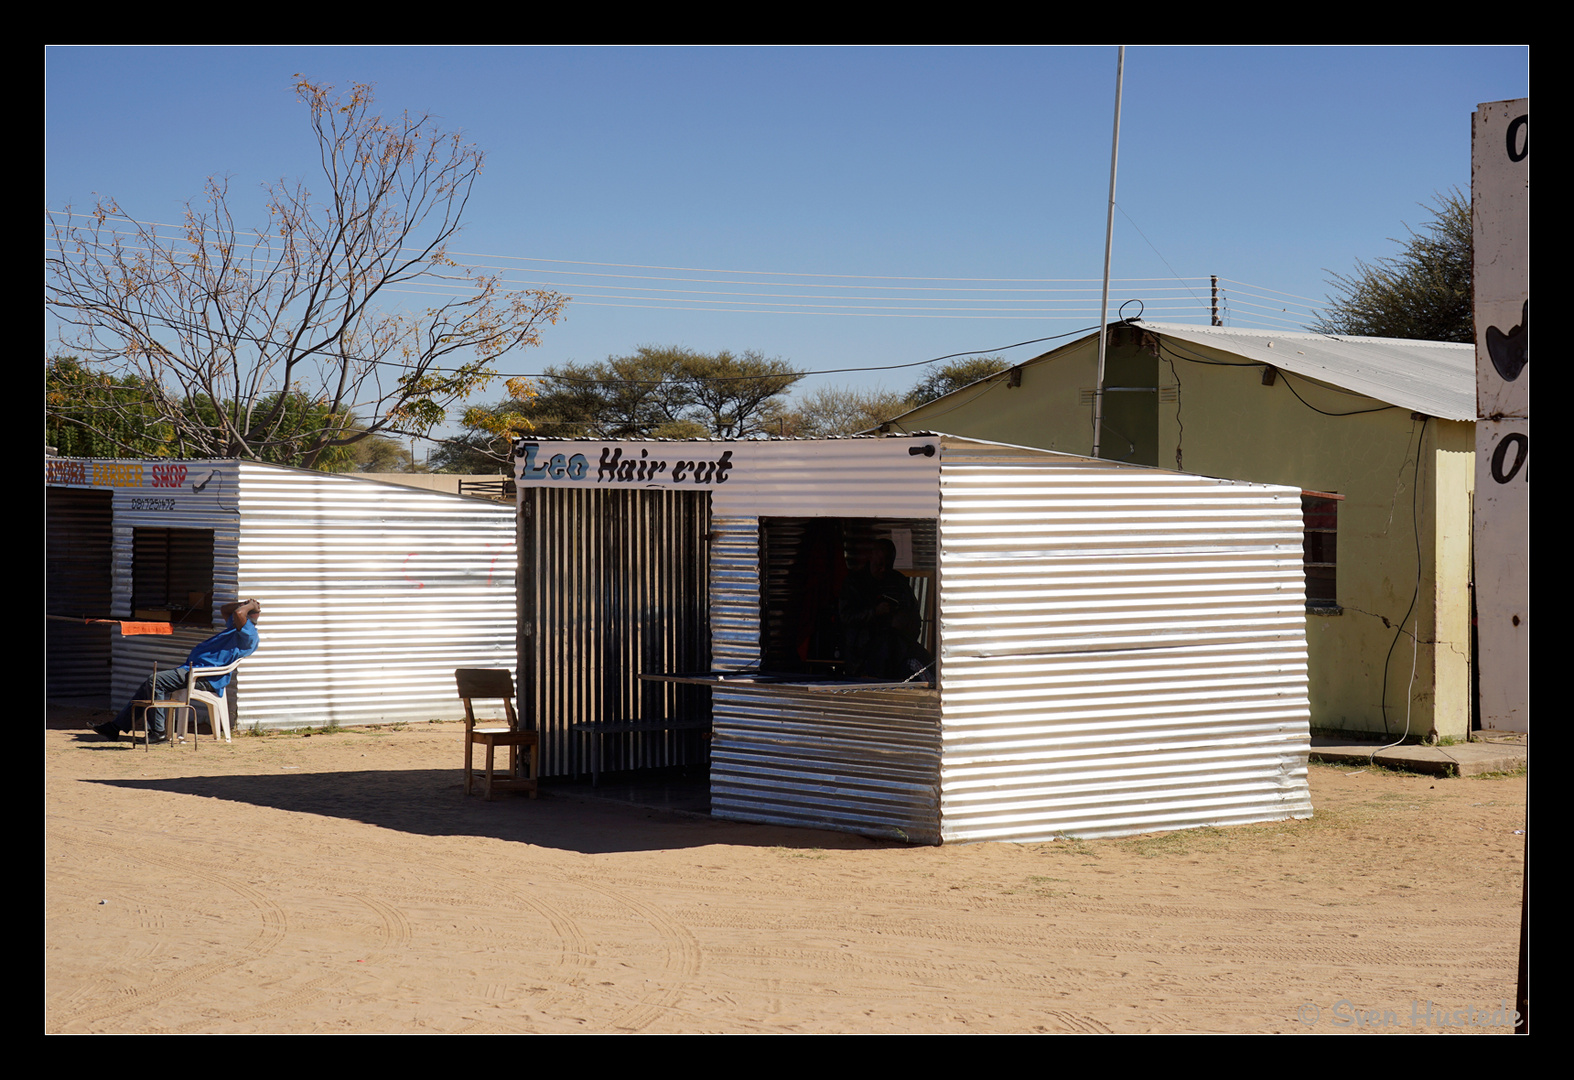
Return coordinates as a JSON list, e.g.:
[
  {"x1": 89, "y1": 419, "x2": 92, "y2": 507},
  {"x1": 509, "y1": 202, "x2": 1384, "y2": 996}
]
[{"x1": 46, "y1": 78, "x2": 567, "y2": 466}]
